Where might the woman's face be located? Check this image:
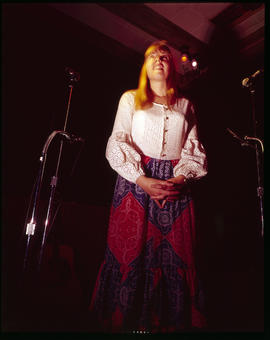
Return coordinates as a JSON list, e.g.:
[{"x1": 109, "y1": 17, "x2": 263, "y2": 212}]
[{"x1": 145, "y1": 48, "x2": 171, "y2": 82}]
